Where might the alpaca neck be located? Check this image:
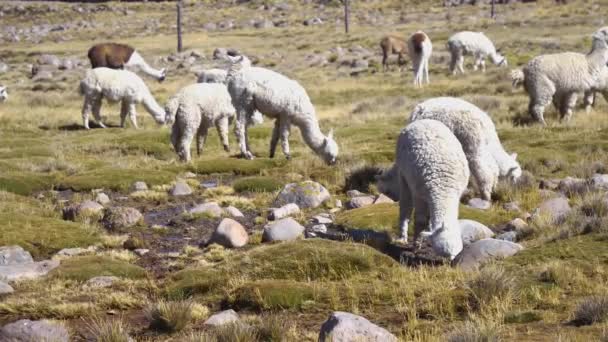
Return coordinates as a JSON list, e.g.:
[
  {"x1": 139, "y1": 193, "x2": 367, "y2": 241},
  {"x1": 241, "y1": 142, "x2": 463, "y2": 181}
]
[
  {"x1": 588, "y1": 39, "x2": 608, "y2": 67},
  {"x1": 141, "y1": 92, "x2": 165, "y2": 123},
  {"x1": 126, "y1": 51, "x2": 164, "y2": 80},
  {"x1": 298, "y1": 115, "x2": 327, "y2": 156}
]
